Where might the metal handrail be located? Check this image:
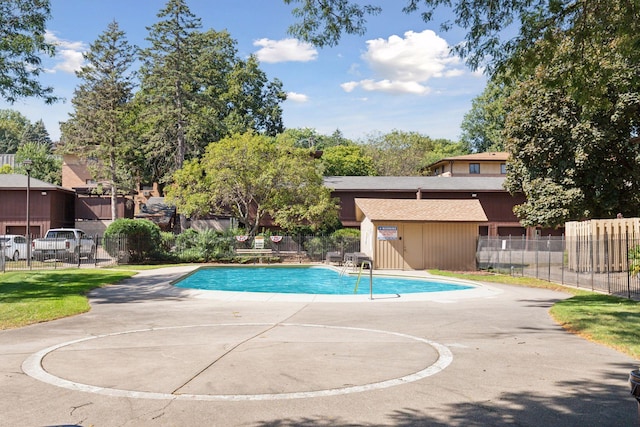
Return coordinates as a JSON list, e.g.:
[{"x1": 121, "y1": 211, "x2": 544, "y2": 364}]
[{"x1": 360, "y1": 259, "x2": 373, "y2": 299}]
